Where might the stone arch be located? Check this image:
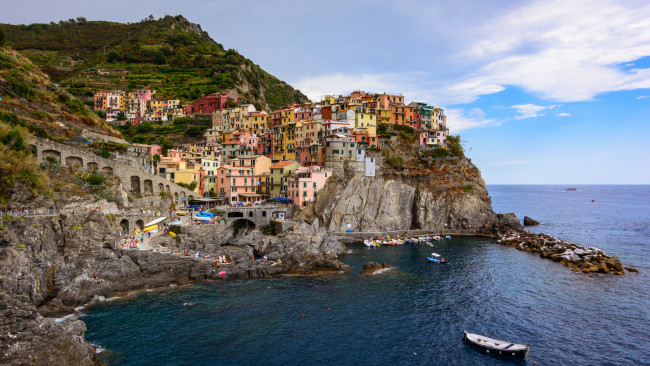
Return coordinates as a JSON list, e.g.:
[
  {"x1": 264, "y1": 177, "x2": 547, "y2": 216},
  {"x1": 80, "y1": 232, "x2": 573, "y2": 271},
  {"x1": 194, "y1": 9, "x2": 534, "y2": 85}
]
[
  {"x1": 248, "y1": 211, "x2": 254, "y2": 218},
  {"x1": 262, "y1": 211, "x2": 267, "y2": 217},
  {"x1": 120, "y1": 219, "x2": 129, "y2": 233},
  {"x1": 174, "y1": 192, "x2": 179, "y2": 201},
  {"x1": 102, "y1": 166, "x2": 113, "y2": 175},
  {"x1": 135, "y1": 219, "x2": 144, "y2": 231},
  {"x1": 143, "y1": 179, "x2": 153, "y2": 195},
  {"x1": 232, "y1": 218, "x2": 256, "y2": 230},
  {"x1": 87, "y1": 162, "x2": 99, "y2": 171},
  {"x1": 42, "y1": 149, "x2": 61, "y2": 163},
  {"x1": 228, "y1": 211, "x2": 244, "y2": 218},
  {"x1": 158, "y1": 183, "x2": 164, "y2": 192},
  {"x1": 65, "y1": 156, "x2": 83, "y2": 167},
  {"x1": 166, "y1": 185, "x2": 171, "y2": 193},
  {"x1": 130, "y1": 176, "x2": 141, "y2": 196}
]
